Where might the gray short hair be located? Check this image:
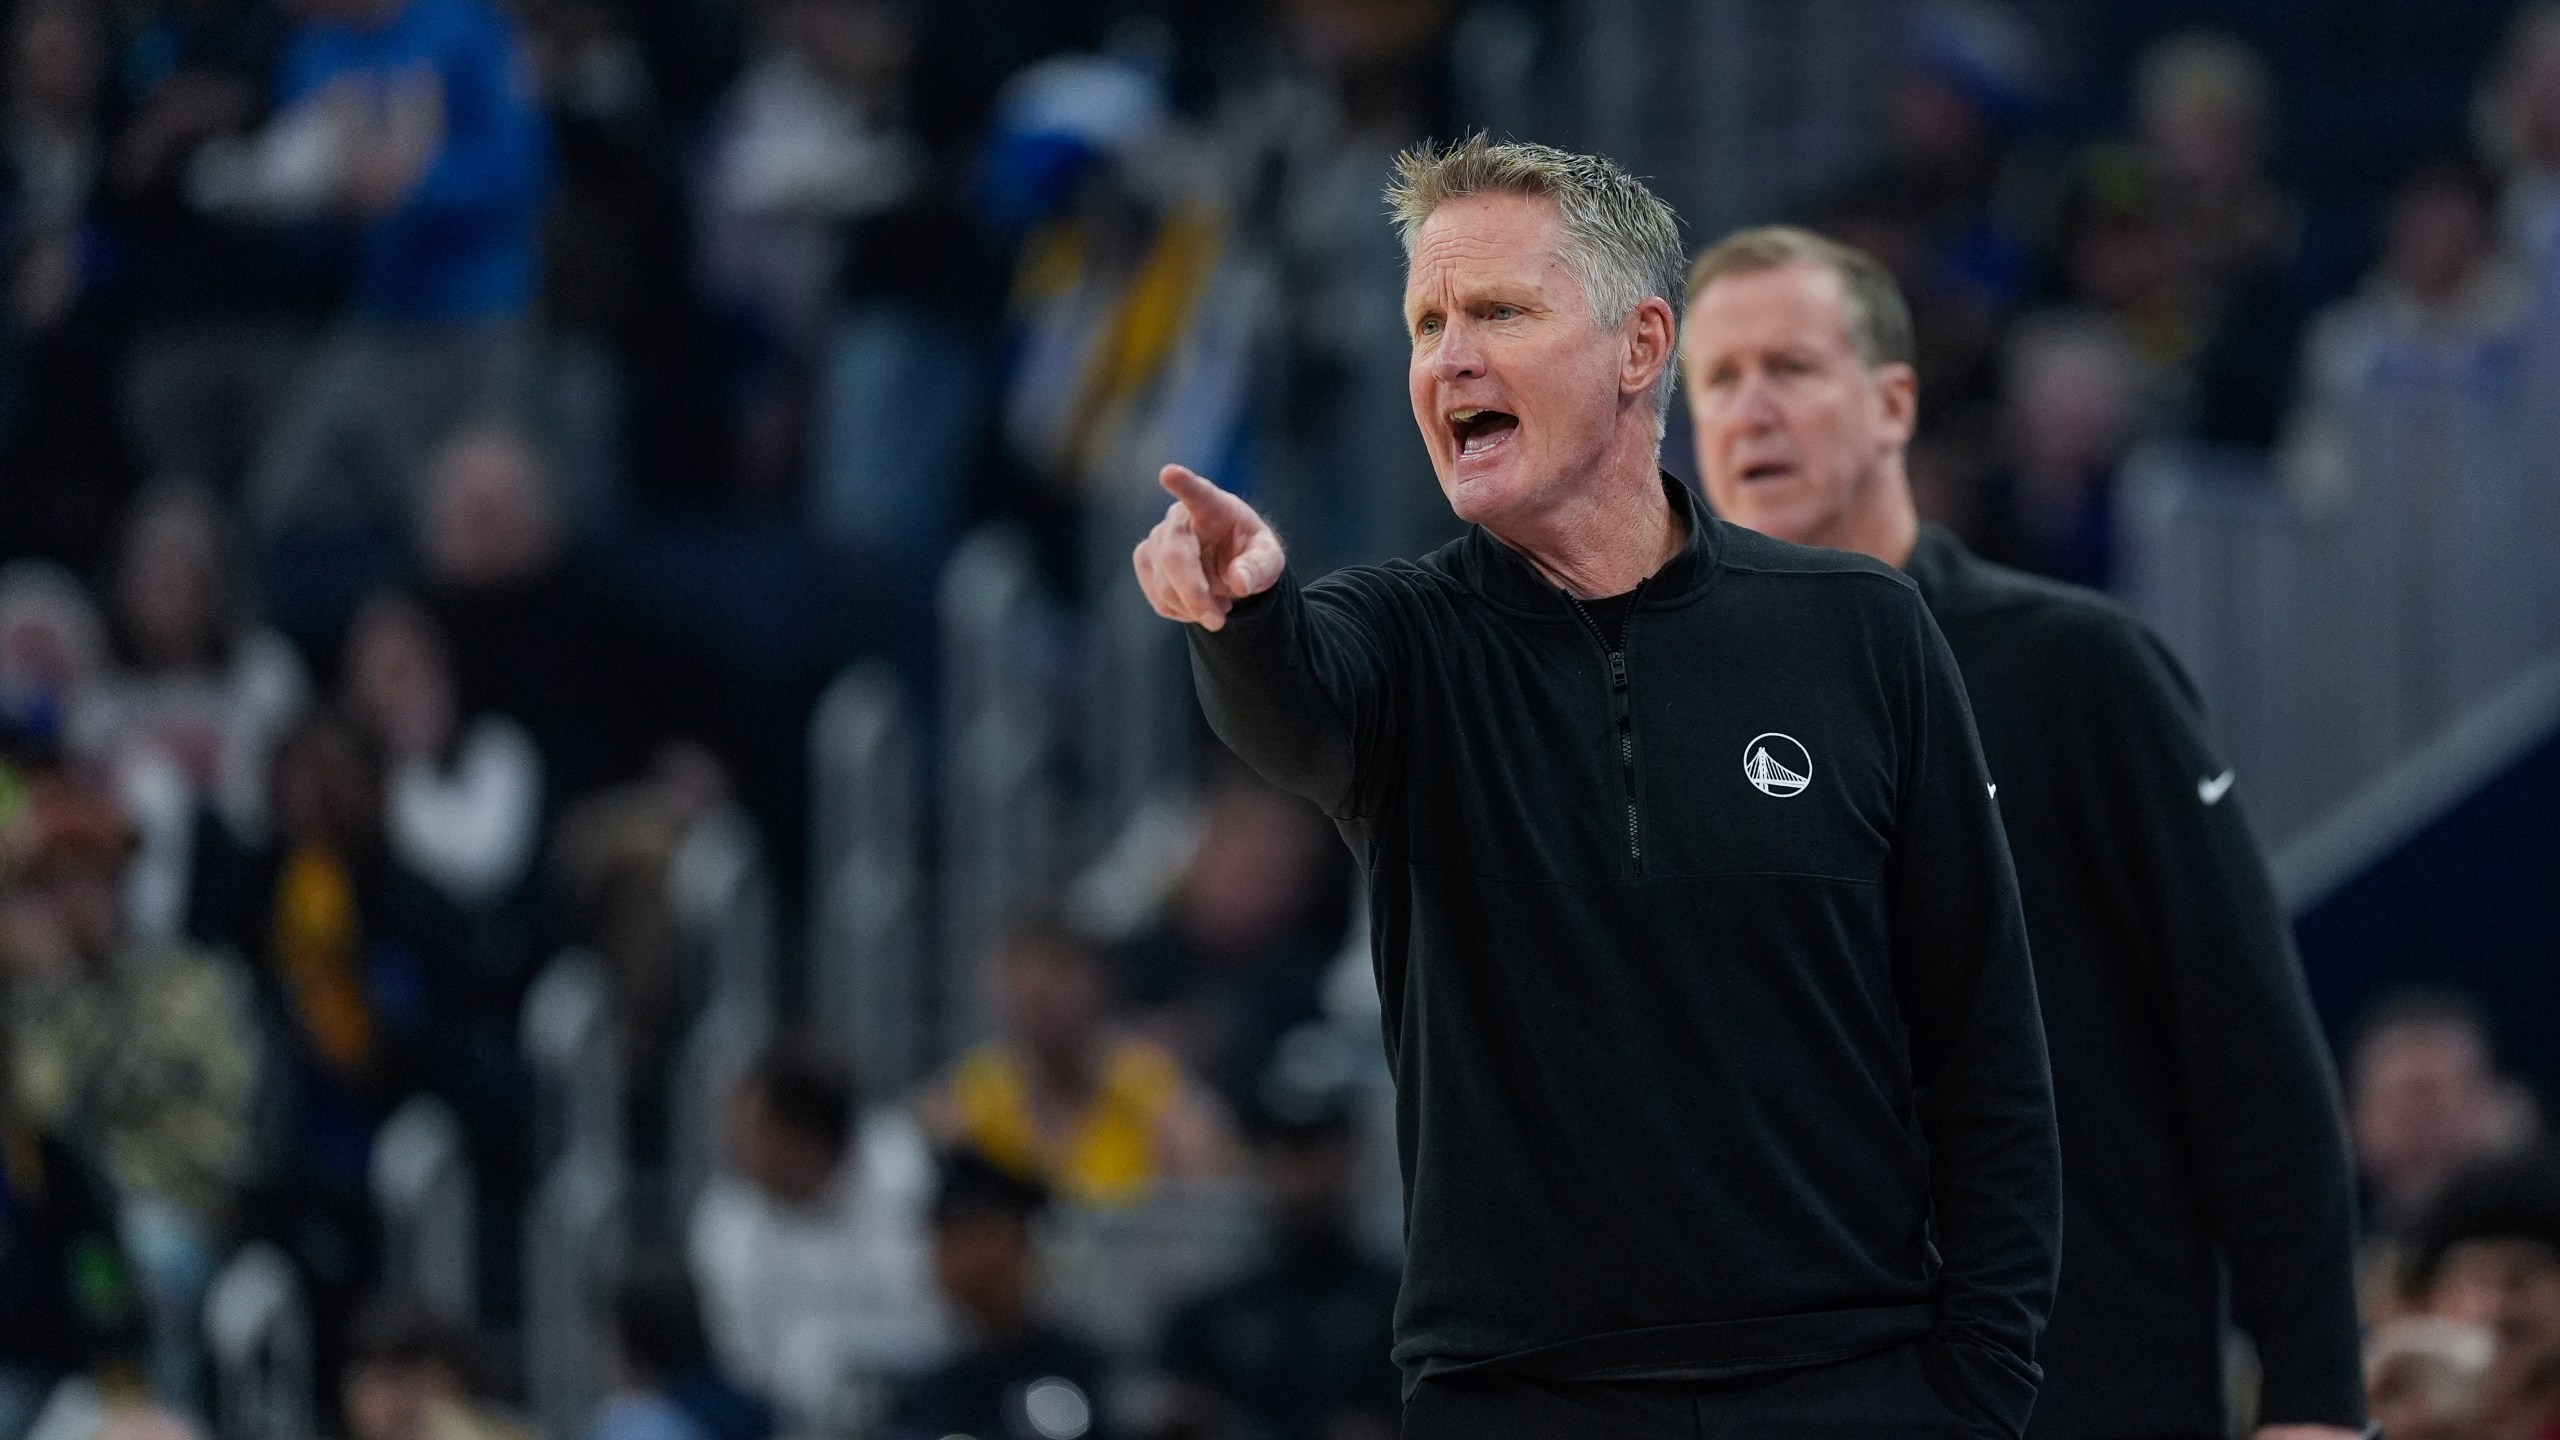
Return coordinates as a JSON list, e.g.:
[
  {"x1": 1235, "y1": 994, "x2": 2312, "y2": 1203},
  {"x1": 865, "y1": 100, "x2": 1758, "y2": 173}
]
[
  {"x1": 1386, "y1": 134, "x2": 1687, "y2": 434},
  {"x1": 1687, "y1": 226, "x2": 1915, "y2": 370}
]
